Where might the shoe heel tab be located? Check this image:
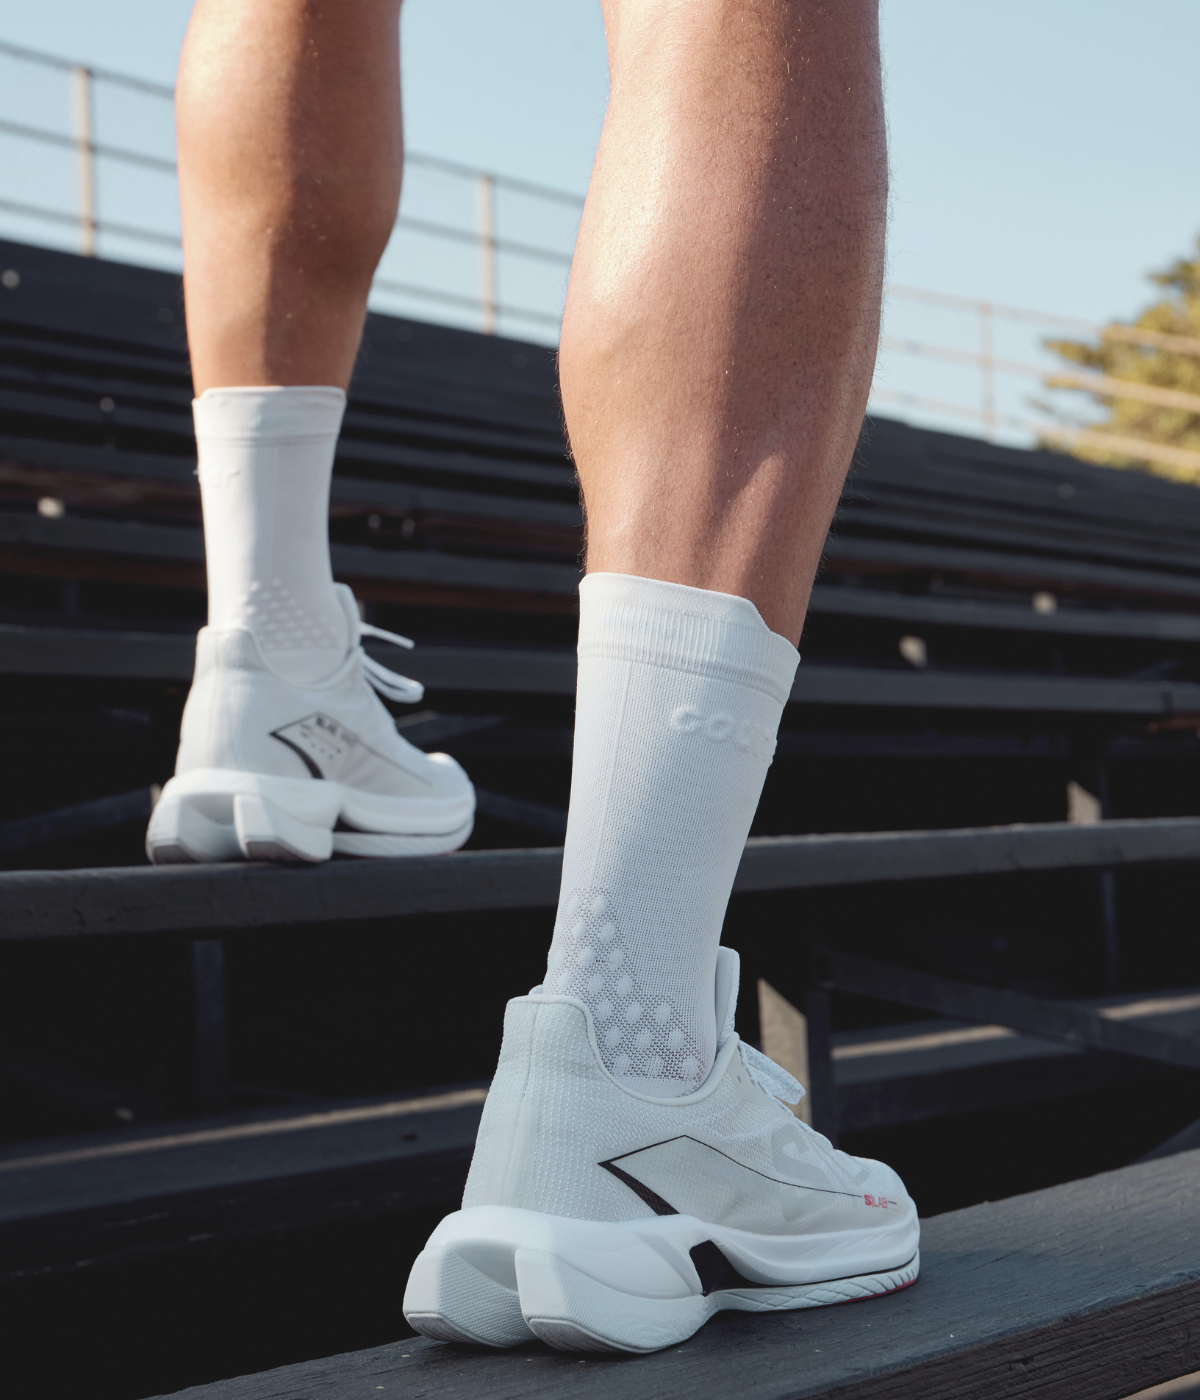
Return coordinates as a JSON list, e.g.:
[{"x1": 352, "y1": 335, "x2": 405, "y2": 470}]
[
  {"x1": 715, "y1": 946, "x2": 740, "y2": 1051},
  {"x1": 334, "y1": 584, "x2": 362, "y2": 642}
]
